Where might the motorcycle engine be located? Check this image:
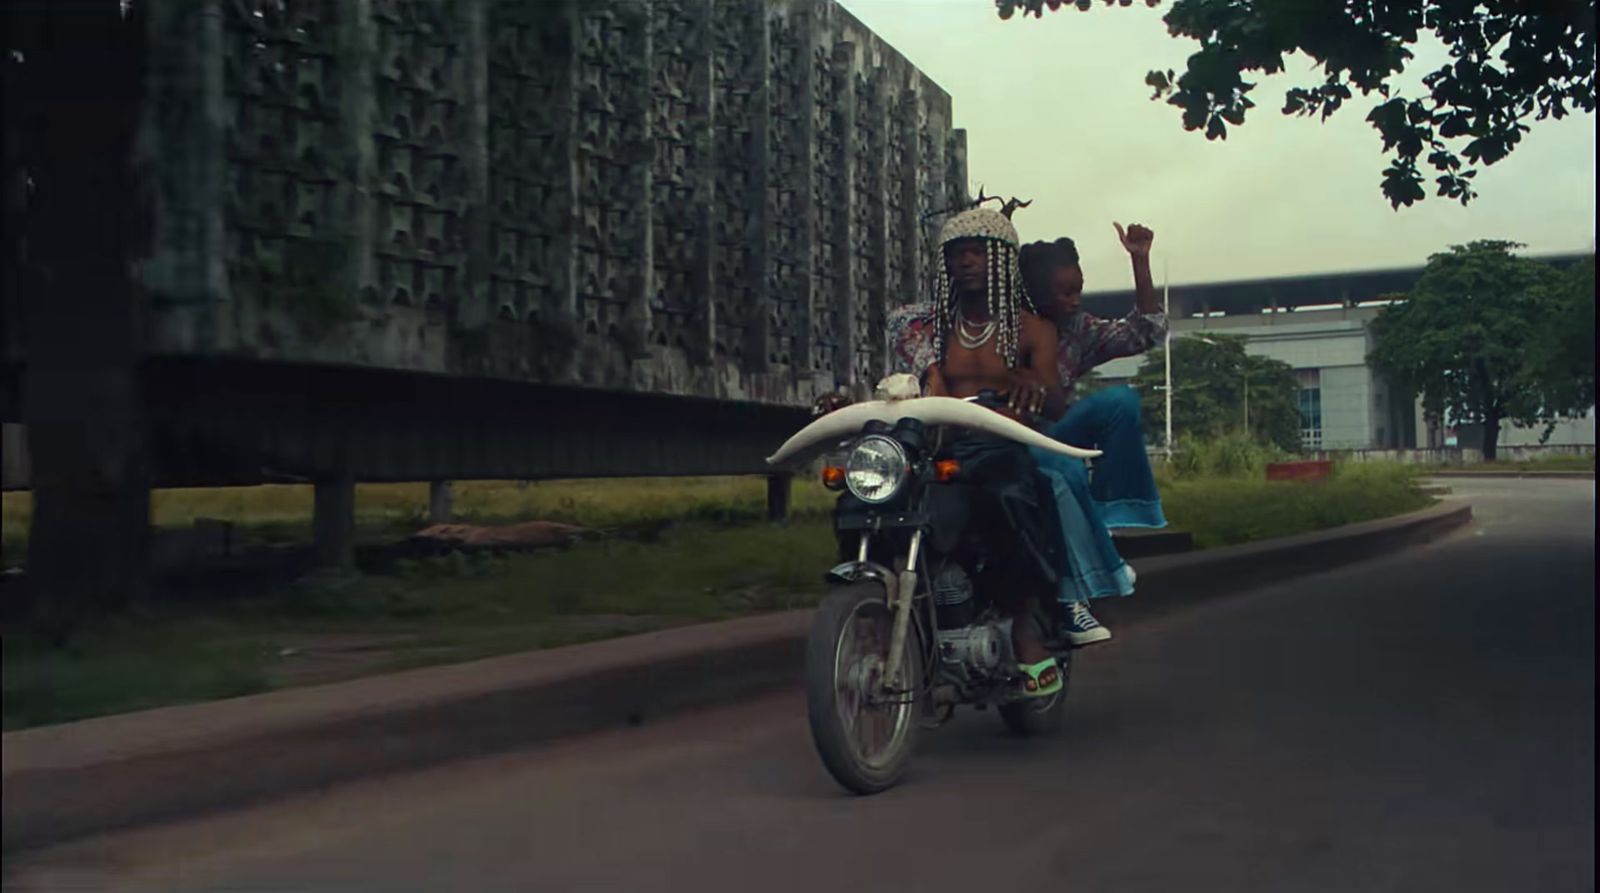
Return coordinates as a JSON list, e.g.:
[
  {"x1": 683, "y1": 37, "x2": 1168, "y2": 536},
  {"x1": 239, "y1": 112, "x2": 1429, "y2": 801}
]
[
  {"x1": 936, "y1": 624, "x2": 1008, "y2": 677},
  {"x1": 932, "y1": 563, "x2": 1013, "y2": 679},
  {"x1": 932, "y1": 564, "x2": 976, "y2": 628}
]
